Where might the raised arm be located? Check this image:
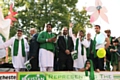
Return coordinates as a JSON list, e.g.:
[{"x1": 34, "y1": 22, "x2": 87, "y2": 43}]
[
  {"x1": 0, "y1": 37, "x2": 14, "y2": 49},
  {"x1": 104, "y1": 33, "x2": 110, "y2": 49},
  {"x1": 105, "y1": 37, "x2": 110, "y2": 49},
  {"x1": 69, "y1": 23, "x2": 76, "y2": 43}
]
